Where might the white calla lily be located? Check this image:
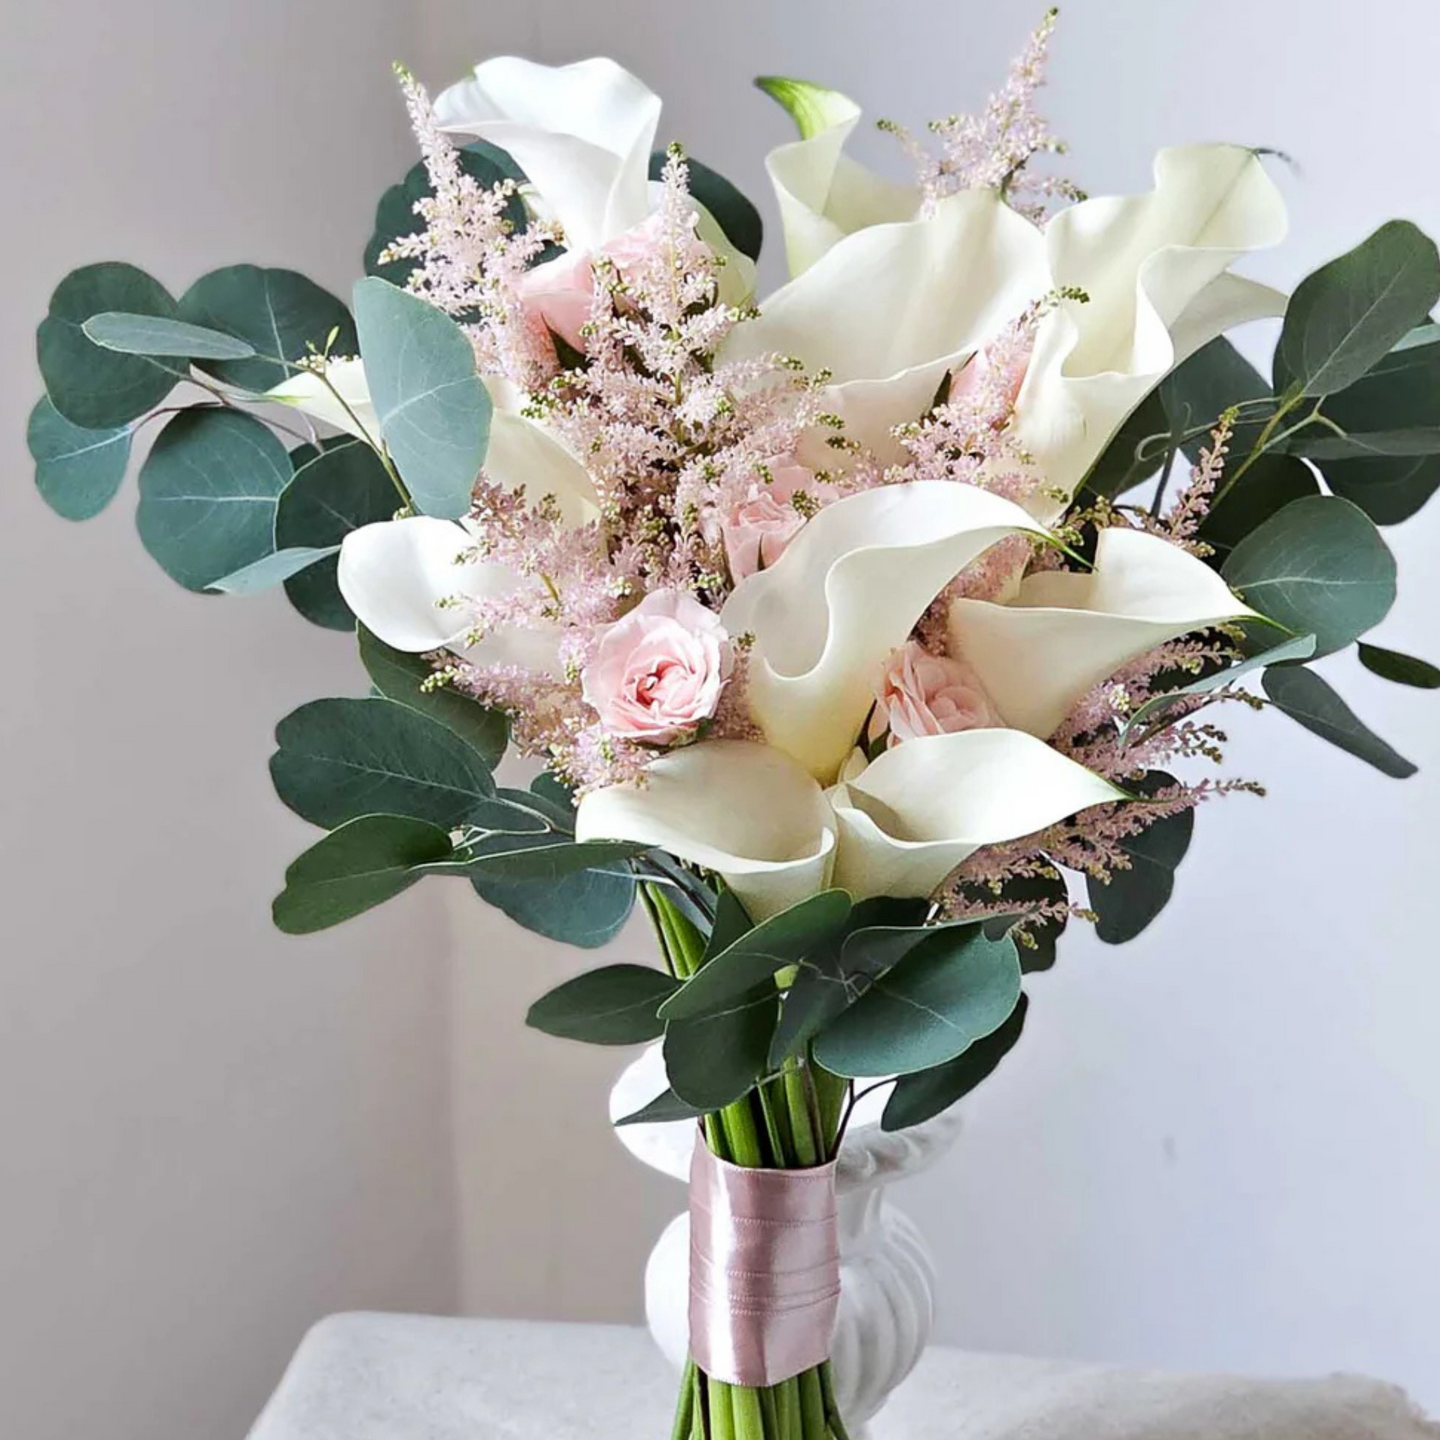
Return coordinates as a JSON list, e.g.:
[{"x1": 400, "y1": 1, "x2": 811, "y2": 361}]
[
  {"x1": 337, "y1": 516, "x2": 562, "y2": 672},
  {"x1": 720, "y1": 481, "x2": 1050, "y2": 783},
  {"x1": 1017, "y1": 144, "x2": 1289, "y2": 507},
  {"x1": 761, "y1": 83, "x2": 917, "y2": 277},
  {"x1": 434, "y1": 57, "x2": 660, "y2": 253},
  {"x1": 575, "y1": 730, "x2": 1121, "y2": 920},
  {"x1": 722, "y1": 190, "x2": 1048, "y2": 466},
  {"x1": 724, "y1": 144, "x2": 1285, "y2": 497},
  {"x1": 947, "y1": 526, "x2": 1260, "y2": 739},
  {"x1": 828, "y1": 730, "x2": 1124, "y2": 900}
]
